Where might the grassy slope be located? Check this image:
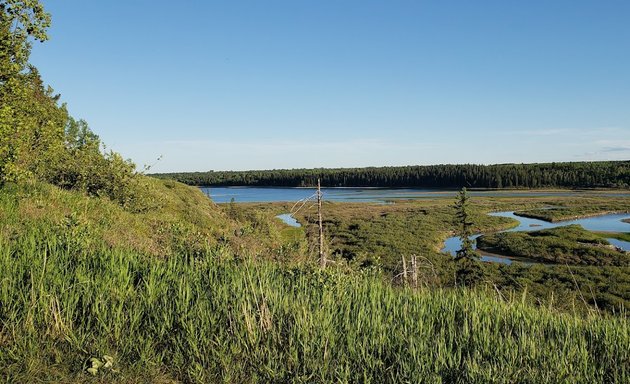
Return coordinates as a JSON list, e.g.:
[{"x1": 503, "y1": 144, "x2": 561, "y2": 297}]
[
  {"x1": 1, "y1": 227, "x2": 629, "y2": 383},
  {"x1": 0, "y1": 178, "x2": 233, "y2": 257}
]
